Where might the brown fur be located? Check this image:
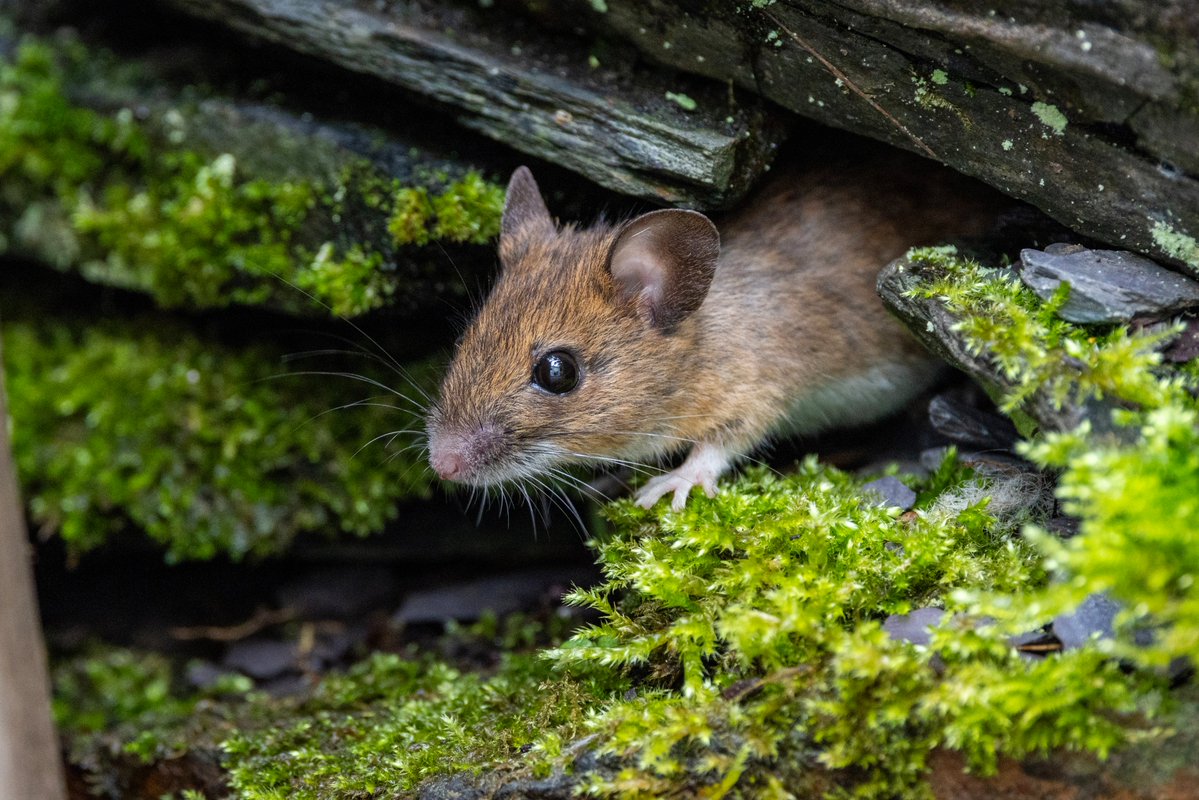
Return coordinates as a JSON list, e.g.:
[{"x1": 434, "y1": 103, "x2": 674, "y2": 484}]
[{"x1": 427, "y1": 152, "x2": 1004, "y2": 487}]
